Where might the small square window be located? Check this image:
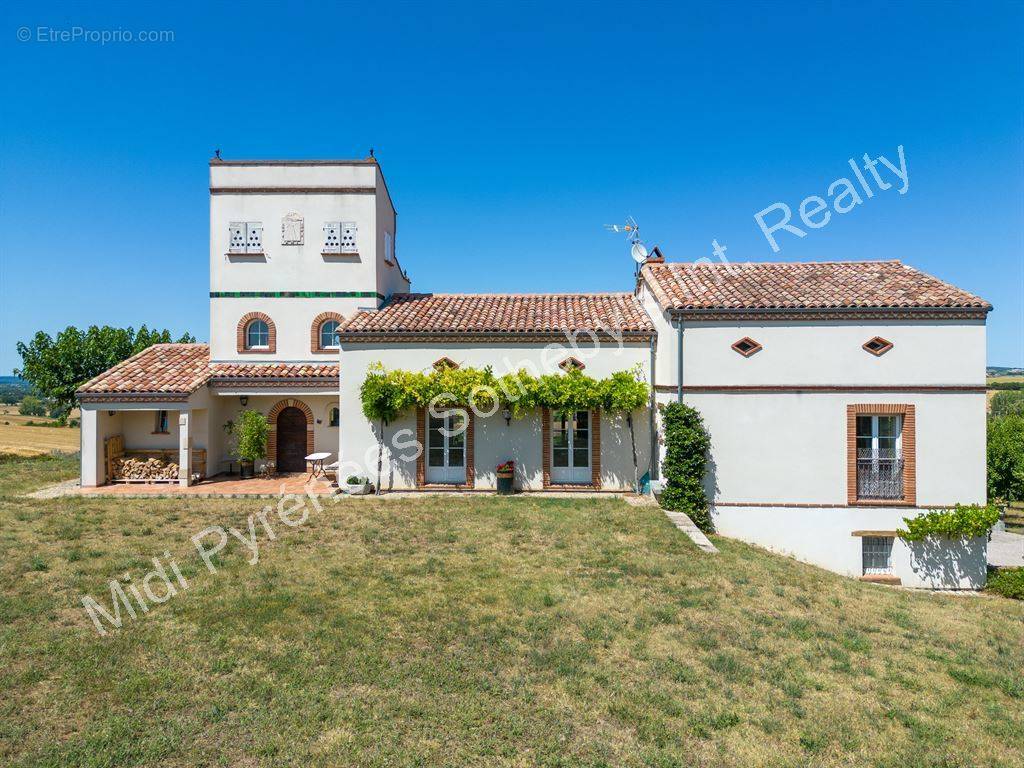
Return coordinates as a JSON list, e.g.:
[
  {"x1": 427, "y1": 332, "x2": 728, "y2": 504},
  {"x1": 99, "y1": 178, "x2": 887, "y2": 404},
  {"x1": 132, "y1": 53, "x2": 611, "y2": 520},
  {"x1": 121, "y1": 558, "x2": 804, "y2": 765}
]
[
  {"x1": 863, "y1": 337, "x2": 893, "y2": 356},
  {"x1": 731, "y1": 337, "x2": 762, "y2": 357},
  {"x1": 862, "y1": 536, "x2": 894, "y2": 575}
]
